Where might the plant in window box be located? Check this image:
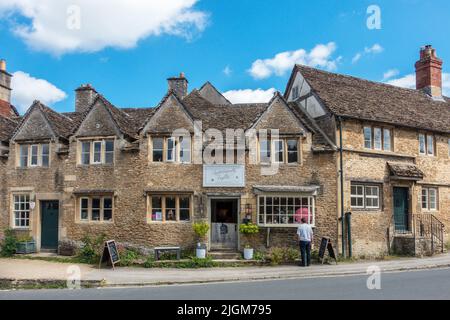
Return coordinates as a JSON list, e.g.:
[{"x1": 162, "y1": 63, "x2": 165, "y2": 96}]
[
  {"x1": 15, "y1": 235, "x2": 36, "y2": 254},
  {"x1": 192, "y1": 221, "x2": 209, "y2": 259},
  {"x1": 239, "y1": 222, "x2": 260, "y2": 260}
]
